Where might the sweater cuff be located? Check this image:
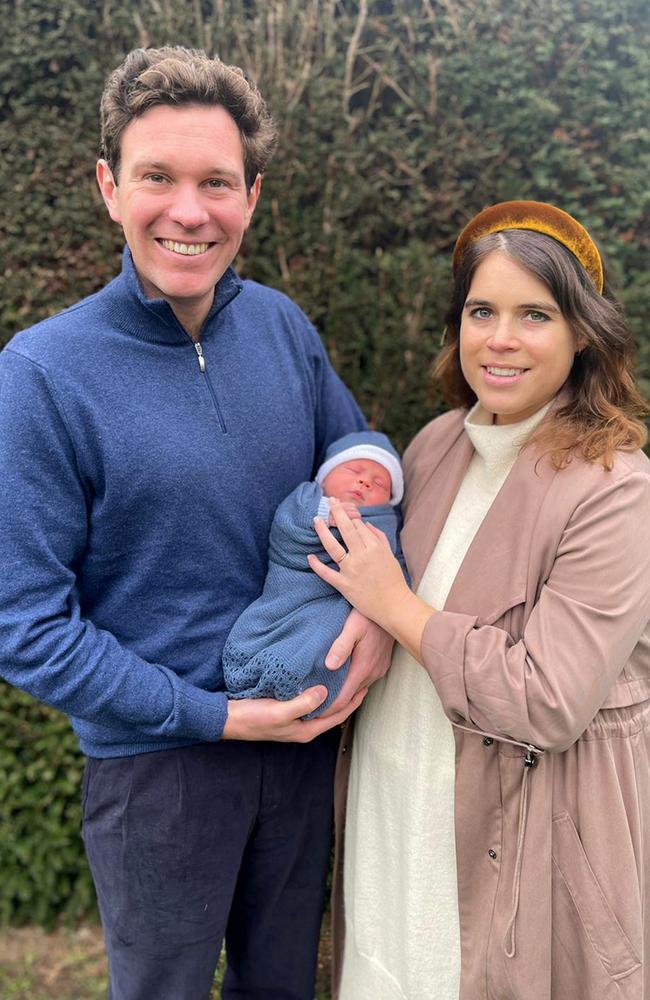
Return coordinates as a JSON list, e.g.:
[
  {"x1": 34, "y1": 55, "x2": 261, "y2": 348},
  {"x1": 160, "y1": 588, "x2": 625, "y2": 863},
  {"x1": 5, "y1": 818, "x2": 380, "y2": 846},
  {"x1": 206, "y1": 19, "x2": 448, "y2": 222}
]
[
  {"x1": 317, "y1": 496, "x2": 331, "y2": 519},
  {"x1": 172, "y1": 684, "x2": 229, "y2": 742}
]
